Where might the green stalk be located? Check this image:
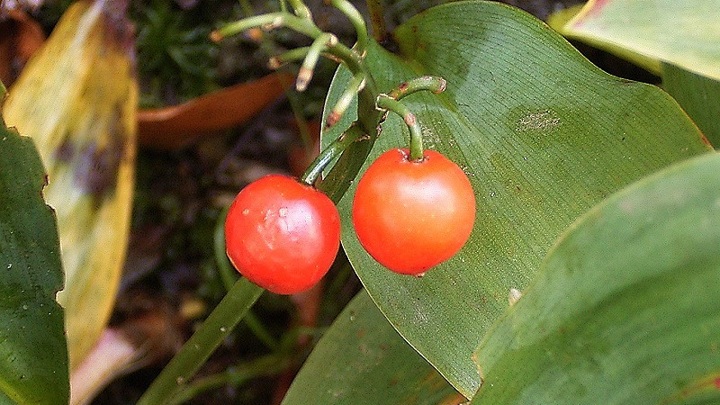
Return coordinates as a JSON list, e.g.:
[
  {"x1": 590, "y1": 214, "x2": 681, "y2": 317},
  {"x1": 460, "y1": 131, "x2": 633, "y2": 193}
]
[
  {"x1": 211, "y1": 12, "x2": 369, "y2": 95},
  {"x1": 288, "y1": 0, "x2": 312, "y2": 19},
  {"x1": 297, "y1": 33, "x2": 338, "y2": 91},
  {"x1": 211, "y1": 13, "x2": 323, "y2": 42},
  {"x1": 388, "y1": 75, "x2": 447, "y2": 100},
  {"x1": 375, "y1": 94, "x2": 424, "y2": 161},
  {"x1": 213, "y1": 211, "x2": 279, "y2": 351},
  {"x1": 136, "y1": 278, "x2": 264, "y2": 405},
  {"x1": 326, "y1": 73, "x2": 367, "y2": 128},
  {"x1": 167, "y1": 354, "x2": 289, "y2": 405},
  {"x1": 330, "y1": 0, "x2": 369, "y2": 55},
  {"x1": 300, "y1": 123, "x2": 367, "y2": 186},
  {"x1": 213, "y1": 207, "x2": 238, "y2": 291},
  {"x1": 268, "y1": 46, "x2": 310, "y2": 69}
]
